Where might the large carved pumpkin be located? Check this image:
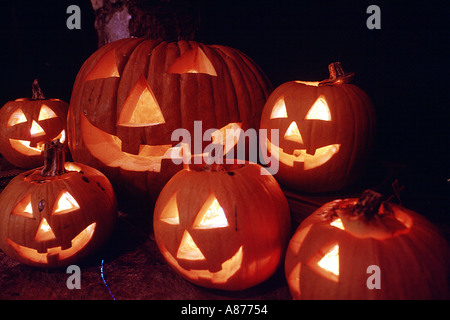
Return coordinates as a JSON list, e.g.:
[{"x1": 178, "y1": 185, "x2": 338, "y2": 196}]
[
  {"x1": 153, "y1": 162, "x2": 291, "y2": 290},
  {"x1": 260, "y1": 62, "x2": 375, "y2": 193},
  {"x1": 68, "y1": 38, "x2": 272, "y2": 203},
  {"x1": 0, "y1": 141, "x2": 117, "y2": 268},
  {"x1": 285, "y1": 191, "x2": 449, "y2": 299},
  {"x1": 0, "y1": 80, "x2": 68, "y2": 169}
]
